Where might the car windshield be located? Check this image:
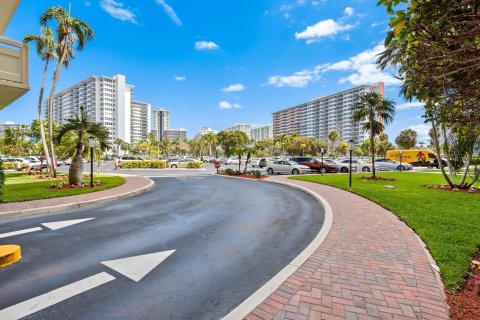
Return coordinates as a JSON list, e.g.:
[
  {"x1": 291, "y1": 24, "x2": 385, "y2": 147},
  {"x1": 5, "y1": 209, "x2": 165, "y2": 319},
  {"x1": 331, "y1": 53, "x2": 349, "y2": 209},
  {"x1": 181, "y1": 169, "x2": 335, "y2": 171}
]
[{"x1": 287, "y1": 161, "x2": 299, "y2": 165}]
